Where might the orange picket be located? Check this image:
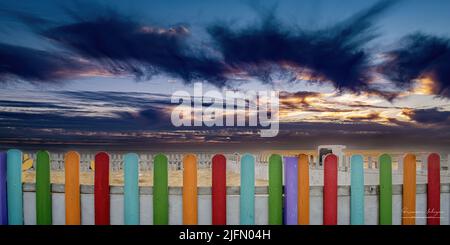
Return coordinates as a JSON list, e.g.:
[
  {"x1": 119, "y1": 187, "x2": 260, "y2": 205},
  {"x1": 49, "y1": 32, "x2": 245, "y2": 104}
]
[
  {"x1": 402, "y1": 154, "x2": 416, "y2": 225},
  {"x1": 65, "y1": 151, "x2": 81, "y2": 225},
  {"x1": 183, "y1": 154, "x2": 198, "y2": 224},
  {"x1": 297, "y1": 154, "x2": 309, "y2": 225}
]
